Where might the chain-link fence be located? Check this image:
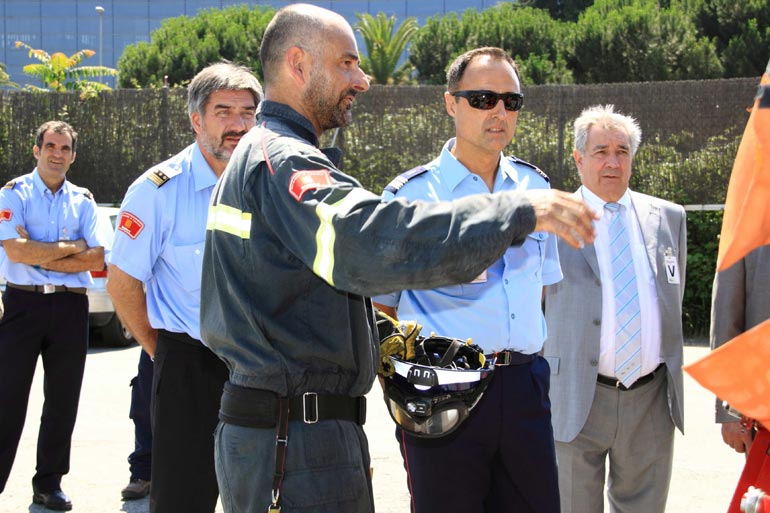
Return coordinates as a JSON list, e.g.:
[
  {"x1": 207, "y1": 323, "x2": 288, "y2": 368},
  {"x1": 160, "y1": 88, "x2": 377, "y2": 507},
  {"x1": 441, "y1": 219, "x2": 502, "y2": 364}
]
[{"x1": 0, "y1": 77, "x2": 758, "y2": 205}]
